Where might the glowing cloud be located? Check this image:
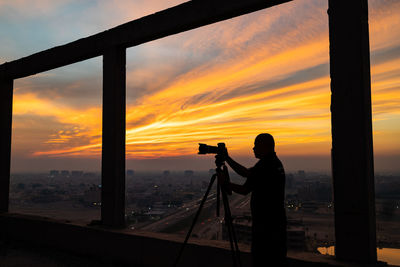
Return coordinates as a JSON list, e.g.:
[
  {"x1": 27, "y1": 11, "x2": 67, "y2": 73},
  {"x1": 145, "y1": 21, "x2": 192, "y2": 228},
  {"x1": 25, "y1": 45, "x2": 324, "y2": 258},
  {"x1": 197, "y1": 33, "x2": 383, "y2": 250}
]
[{"x1": 7, "y1": 0, "x2": 400, "y2": 163}]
